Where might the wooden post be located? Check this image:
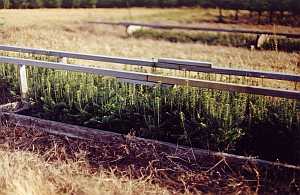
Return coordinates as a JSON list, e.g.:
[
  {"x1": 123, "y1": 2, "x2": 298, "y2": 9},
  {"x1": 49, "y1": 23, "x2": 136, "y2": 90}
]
[
  {"x1": 19, "y1": 64, "x2": 28, "y2": 99},
  {"x1": 59, "y1": 57, "x2": 67, "y2": 64}
]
